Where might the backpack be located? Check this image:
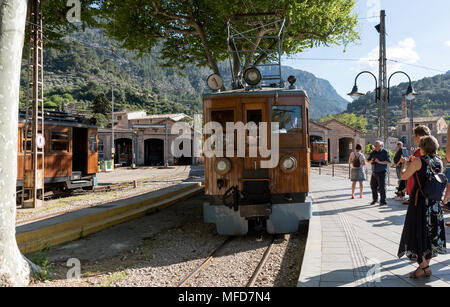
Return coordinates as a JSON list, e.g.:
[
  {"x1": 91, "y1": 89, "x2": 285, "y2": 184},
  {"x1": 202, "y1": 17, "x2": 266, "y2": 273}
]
[
  {"x1": 416, "y1": 157, "x2": 448, "y2": 202},
  {"x1": 352, "y1": 152, "x2": 361, "y2": 168}
]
